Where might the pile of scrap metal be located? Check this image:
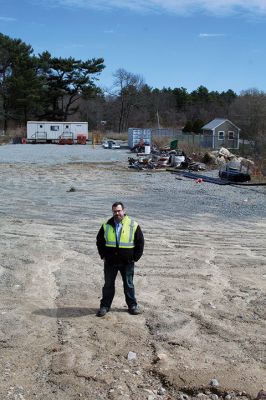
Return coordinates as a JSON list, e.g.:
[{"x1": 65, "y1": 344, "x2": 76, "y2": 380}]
[
  {"x1": 128, "y1": 149, "x2": 180, "y2": 171},
  {"x1": 128, "y1": 156, "x2": 155, "y2": 170},
  {"x1": 130, "y1": 138, "x2": 145, "y2": 153},
  {"x1": 170, "y1": 147, "x2": 257, "y2": 184},
  {"x1": 166, "y1": 150, "x2": 206, "y2": 171},
  {"x1": 128, "y1": 149, "x2": 206, "y2": 171},
  {"x1": 218, "y1": 162, "x2": 251, "y2": 182}
]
